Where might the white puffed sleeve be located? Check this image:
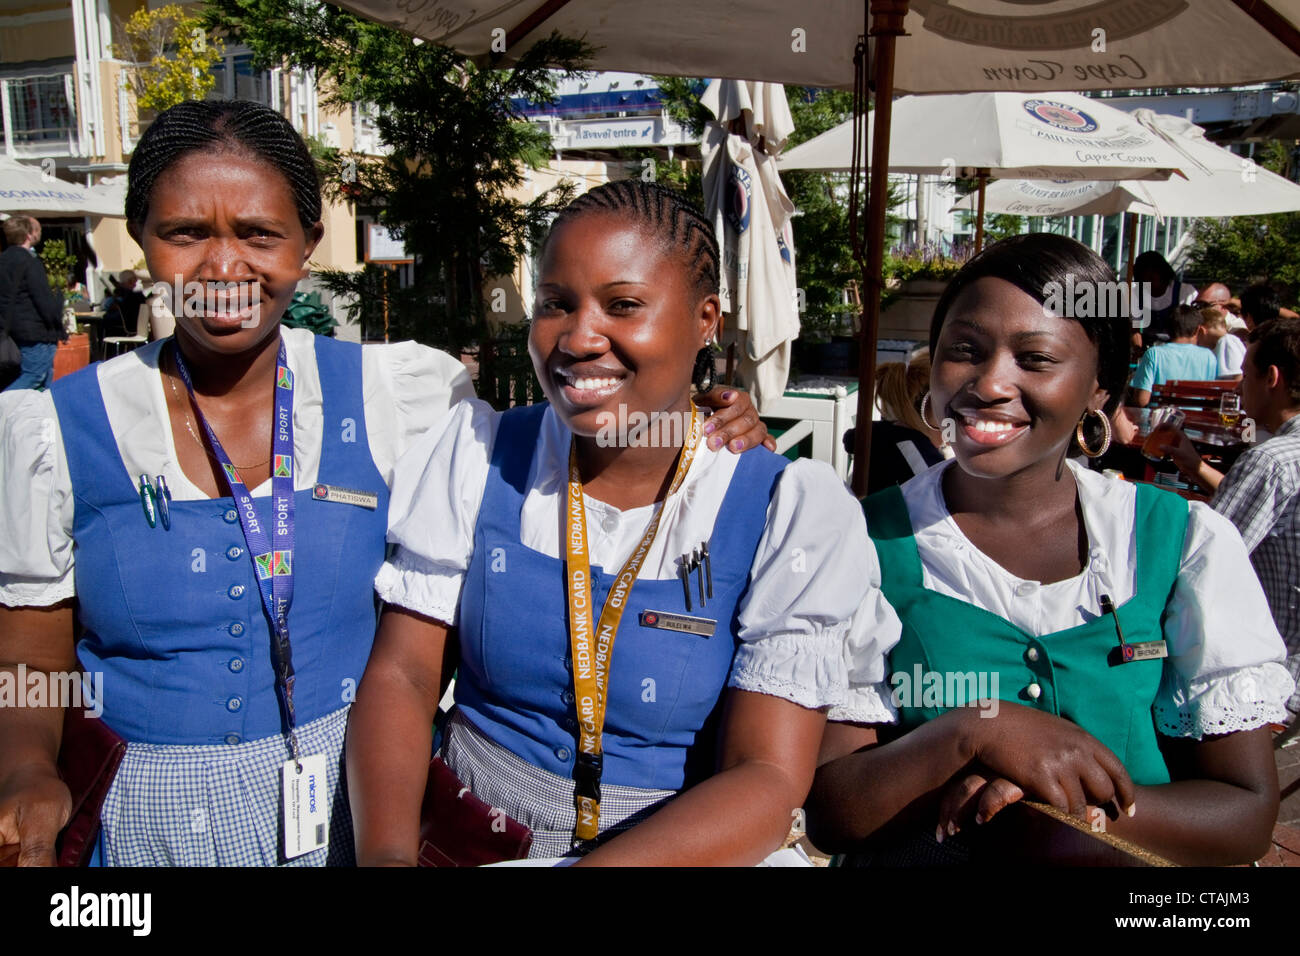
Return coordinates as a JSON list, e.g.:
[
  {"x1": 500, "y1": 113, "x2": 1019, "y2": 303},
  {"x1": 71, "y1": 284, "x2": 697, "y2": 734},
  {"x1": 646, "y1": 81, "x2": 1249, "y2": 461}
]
[
  {"x1": 373, "y1": 398, "x2": 499, "y2": 626},
  {"x1": 1154, "y1": 501, "x2": 1296, "y2": 738},
  {"x1": 362, "y1": 340, "x2": 476, "y2": 486},
  {"x1": 728, "y1": 458, "x2": 902, "y2": 714},
  {"x1": 0, "y1": 389, "x2": 75, "y2": 607}
]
